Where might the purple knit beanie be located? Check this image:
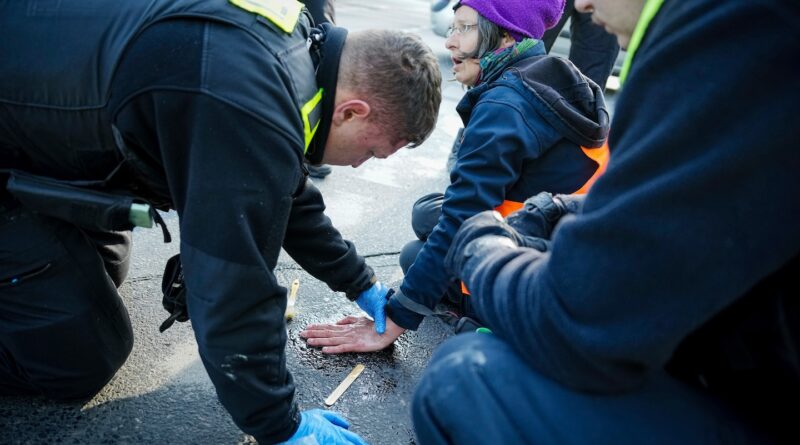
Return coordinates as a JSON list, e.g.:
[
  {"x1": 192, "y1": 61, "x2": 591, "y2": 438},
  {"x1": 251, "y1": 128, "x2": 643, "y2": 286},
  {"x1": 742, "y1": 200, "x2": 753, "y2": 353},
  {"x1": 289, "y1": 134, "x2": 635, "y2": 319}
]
[{"x1": 459, "y1": 0, "x2": 566, "y2": 40}]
